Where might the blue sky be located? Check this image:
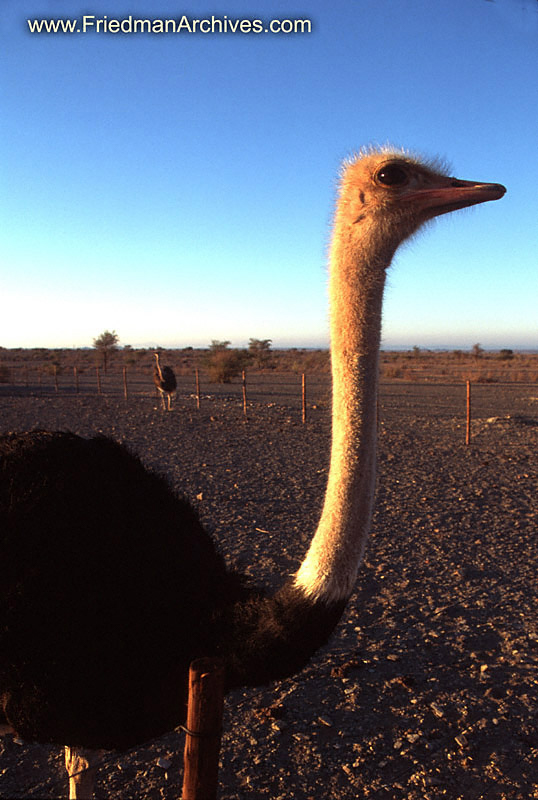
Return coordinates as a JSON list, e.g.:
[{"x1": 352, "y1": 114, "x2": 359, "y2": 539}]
[{"x1": 1, "y1": 0, "x2": 537, "y2": 350}]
